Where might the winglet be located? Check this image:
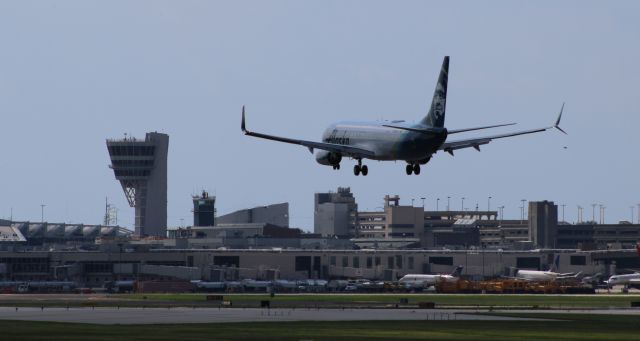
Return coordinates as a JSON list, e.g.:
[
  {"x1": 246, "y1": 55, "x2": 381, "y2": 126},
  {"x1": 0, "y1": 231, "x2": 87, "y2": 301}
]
[
  {"x1": 241, "y1": 106, "x2": 247, "y2": 133},
  {"x1": 554, "y1": 103, "x2": 567, "y2": 135}
]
